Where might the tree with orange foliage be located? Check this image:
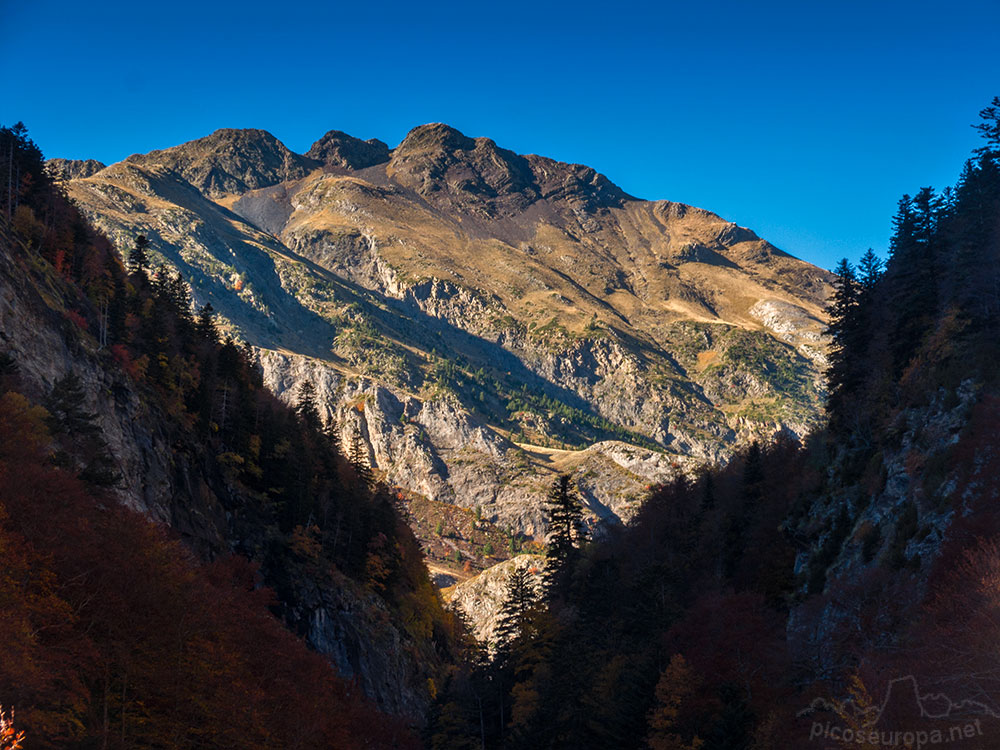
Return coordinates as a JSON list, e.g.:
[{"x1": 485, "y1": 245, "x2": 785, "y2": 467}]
[
  {"x1": 0, "y1": 708, "x2": 25, "y2": 750},
  {"x1": 646, "y1": 655, "x2": 703, "y2": 750}
]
